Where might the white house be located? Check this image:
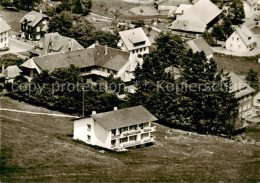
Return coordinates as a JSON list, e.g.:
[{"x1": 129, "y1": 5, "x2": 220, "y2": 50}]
[
  {"x1": 225, "y1": 25, "x2": 257, "y2": 53},
  {"x1": 253, "y1": 92, "x2": 260, "y2": 108},
  {"x1": 21, "y1": 44, "x2": 139, "y2": 82},
  {"x1": 186, "y1": 37, "x2": 214, "y2": 60},
  {"x1": 73, "y1": 106, "x2": 157, "y2": 151},
  {"x1": 118, "y1": 27, "x2": 151, "y2": 62},
  {"x1": 0, "y1": 17, "x2": 11, "y2": 50}
]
